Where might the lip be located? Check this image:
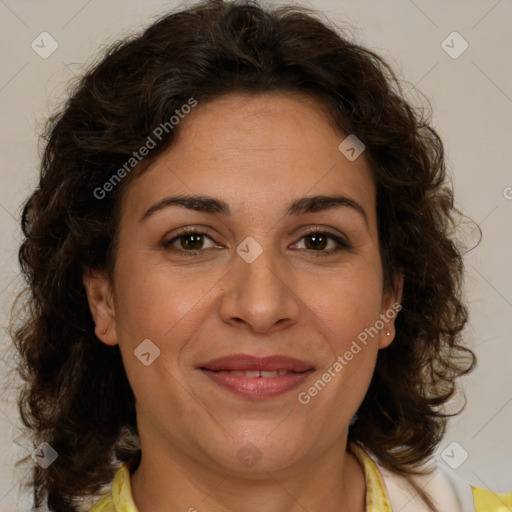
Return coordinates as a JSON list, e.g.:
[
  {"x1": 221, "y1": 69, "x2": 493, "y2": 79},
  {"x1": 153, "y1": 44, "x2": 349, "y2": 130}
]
[
  {"x1": 199, "y1": 354, "x2": 314, "y2": 372},
  {"x1": 198, "y1": 354, "x2": 315, "y2": 400}
]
